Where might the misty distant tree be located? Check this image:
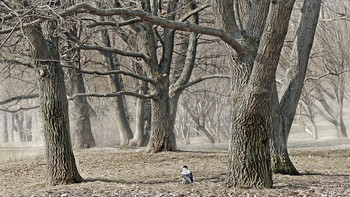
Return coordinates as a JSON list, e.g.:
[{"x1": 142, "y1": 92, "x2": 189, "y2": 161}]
[
  {"x1": 65, "y1": 26, "x2": 96, "y2": 149},
  {"x1": 2, "y1": 112, "x2": 8, "y2": 143},
  {"x1": 296, "y1": 82, "x2": 318, "y2": 139},
  {"x1": 13, "y1": 112, "x2": 25, "y2": 142},
  {"x1": 310, "y1": 2, "x2": 350, "y2": 138},
  {"x1": 64, "y1": 0, "x2": 204, "y2": 152},
  {"x1": 97, "y1": 10, "x2": 134, "y2": 147}
]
